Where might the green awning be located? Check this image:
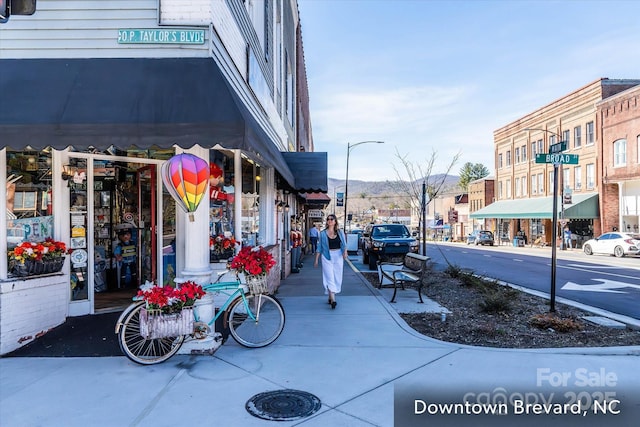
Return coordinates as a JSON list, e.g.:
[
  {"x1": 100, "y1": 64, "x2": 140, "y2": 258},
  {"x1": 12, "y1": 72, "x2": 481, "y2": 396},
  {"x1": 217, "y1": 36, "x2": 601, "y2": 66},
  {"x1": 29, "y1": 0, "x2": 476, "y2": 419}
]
[{"x1": 470, "y1": 193, "x2": 599, "y2": 219}]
